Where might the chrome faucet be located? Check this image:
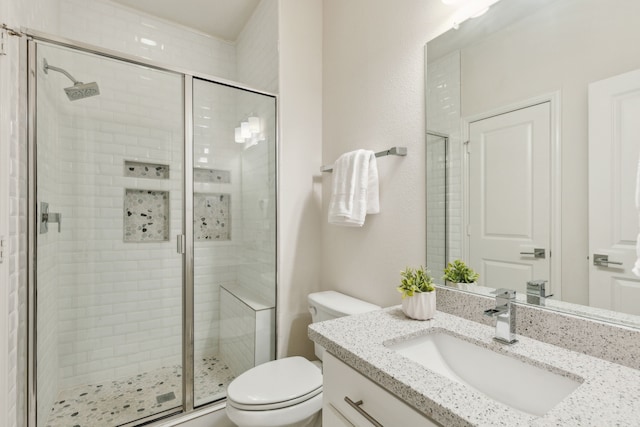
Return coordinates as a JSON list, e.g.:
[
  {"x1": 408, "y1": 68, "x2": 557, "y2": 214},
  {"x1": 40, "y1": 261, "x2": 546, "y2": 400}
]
[
  {"x1": 526, "y1": 279, "x2": 551, "y2": 306},
  {"x1": 483, "y1": 289, "x2": 517, "y2": 344}
]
